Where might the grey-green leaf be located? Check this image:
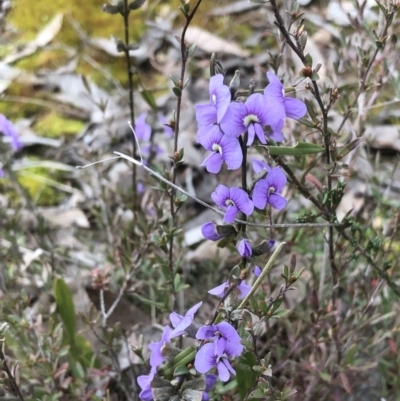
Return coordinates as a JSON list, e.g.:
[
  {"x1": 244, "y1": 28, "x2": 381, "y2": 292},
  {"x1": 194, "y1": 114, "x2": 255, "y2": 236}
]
[{"x1": 263, "y1": 142, "x2": 325, "y2": 155}]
